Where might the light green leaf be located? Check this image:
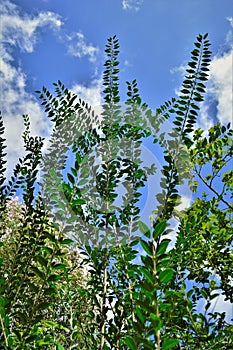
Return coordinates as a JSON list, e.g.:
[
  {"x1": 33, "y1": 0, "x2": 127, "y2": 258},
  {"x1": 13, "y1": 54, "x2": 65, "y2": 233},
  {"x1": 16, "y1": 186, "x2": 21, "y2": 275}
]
[
  {"x1": 162, "y1": 338, "x2": 179, "y2": 350},
  {"x1": 57, "y1": 345, "x2": 65, "y2": 350},
  {"x1": 138, "y1": 220, "x2": 151, "y2": 238},
  {"x1": 150, "y1": 314, "x2": 162, "y2": 330}
]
